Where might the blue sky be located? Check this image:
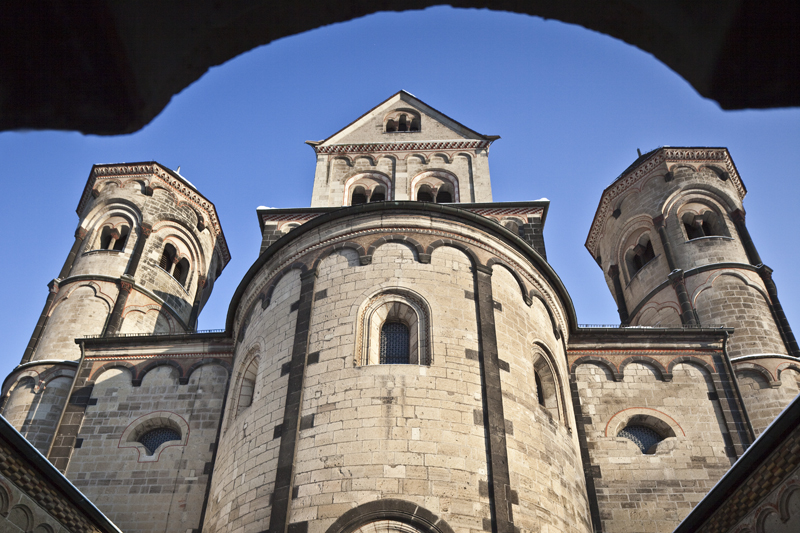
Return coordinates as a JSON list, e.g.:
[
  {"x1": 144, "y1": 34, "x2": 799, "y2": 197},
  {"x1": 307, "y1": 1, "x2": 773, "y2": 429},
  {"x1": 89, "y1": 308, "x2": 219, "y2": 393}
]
[{"x1": 1, "y1": 7, "x2": 798, "y2": 379}]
